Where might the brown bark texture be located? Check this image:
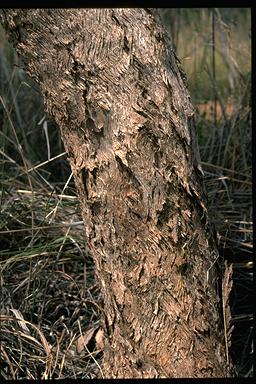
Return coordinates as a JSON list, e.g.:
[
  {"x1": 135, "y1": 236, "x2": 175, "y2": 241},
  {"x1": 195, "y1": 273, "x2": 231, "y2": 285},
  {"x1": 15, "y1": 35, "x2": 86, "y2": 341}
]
[{"x1": 0, "y1": 9, "x2": 234, "y2": 378}]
